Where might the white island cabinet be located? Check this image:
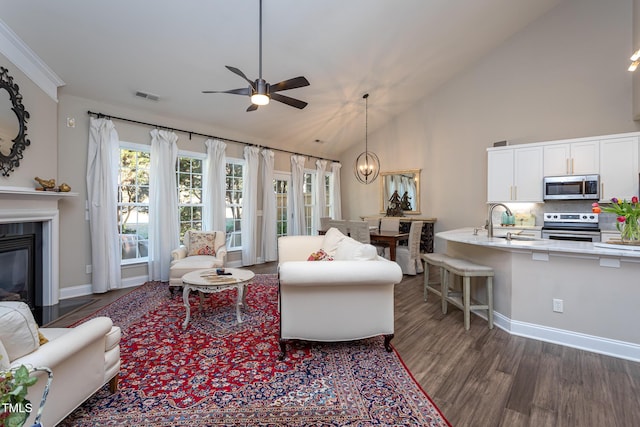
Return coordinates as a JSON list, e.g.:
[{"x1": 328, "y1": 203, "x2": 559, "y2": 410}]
[{"x1": 437, "y1": 228, "x2": 640, "y2": 362}]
